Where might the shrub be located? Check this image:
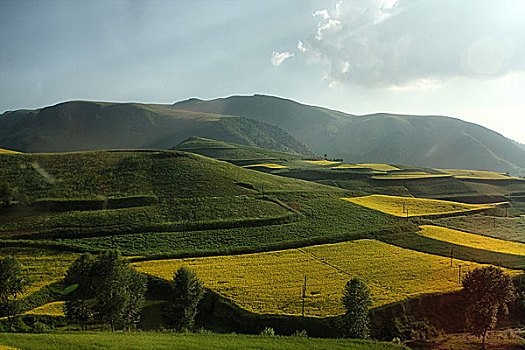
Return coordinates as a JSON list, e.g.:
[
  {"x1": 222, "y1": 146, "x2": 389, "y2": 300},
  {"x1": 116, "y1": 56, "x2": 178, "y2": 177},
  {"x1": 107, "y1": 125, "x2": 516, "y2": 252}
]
[{"x1": 259, "y1": 326, "x2": 275, "y2": 336}]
